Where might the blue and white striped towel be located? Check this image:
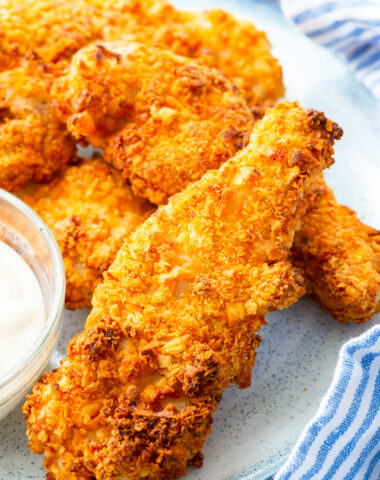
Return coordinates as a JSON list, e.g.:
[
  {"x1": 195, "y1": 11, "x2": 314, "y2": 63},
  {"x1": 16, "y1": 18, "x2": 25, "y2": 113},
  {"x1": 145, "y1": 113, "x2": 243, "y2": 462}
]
[
  {"x1": 273, "y1": 325, "x2": 380, "y2": 480},
  {"x1": 281, "y1": 0, "x2": 380, "y2": 100}
]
